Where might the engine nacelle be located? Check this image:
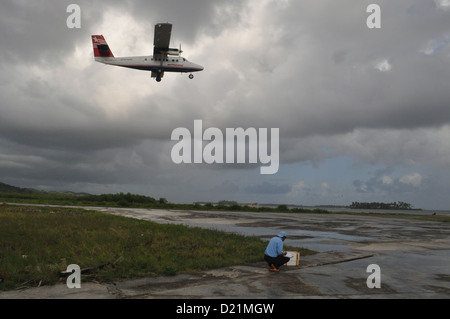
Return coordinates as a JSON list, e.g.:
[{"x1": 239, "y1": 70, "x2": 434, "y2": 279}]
[{"x1": 167, "y1": 48, "x2": 182, "y2": 56}]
